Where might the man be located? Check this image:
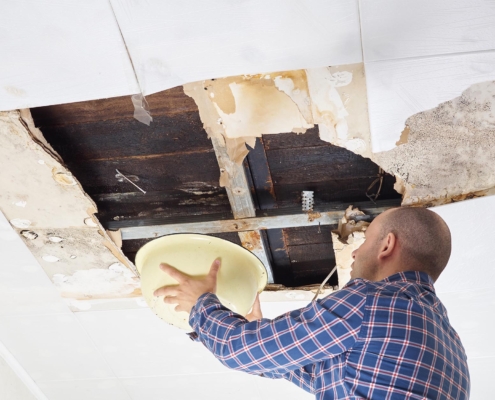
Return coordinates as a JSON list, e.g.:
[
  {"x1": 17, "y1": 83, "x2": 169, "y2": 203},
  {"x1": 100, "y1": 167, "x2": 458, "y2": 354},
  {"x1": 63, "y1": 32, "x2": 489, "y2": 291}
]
[{"x1": 154, "y1": 207, "x2": 470, "y2": 399}]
